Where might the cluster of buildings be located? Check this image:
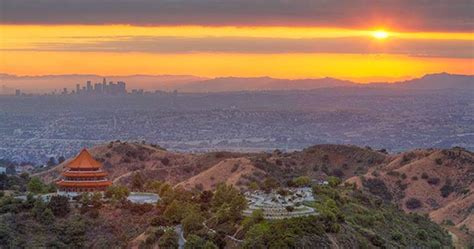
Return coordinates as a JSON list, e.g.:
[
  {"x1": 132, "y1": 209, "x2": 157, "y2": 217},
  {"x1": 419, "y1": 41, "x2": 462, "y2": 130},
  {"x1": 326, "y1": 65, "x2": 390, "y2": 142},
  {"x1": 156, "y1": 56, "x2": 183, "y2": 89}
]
[
  {"x1": 243, "y1": 188, "x2": 317, "y2": 219},
  {"x1": 1, "y1": 90, "x2": 471, "y2": 165},
  {"x1": 70, "y1": 78, "x2": 127, "y2": 95}
]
